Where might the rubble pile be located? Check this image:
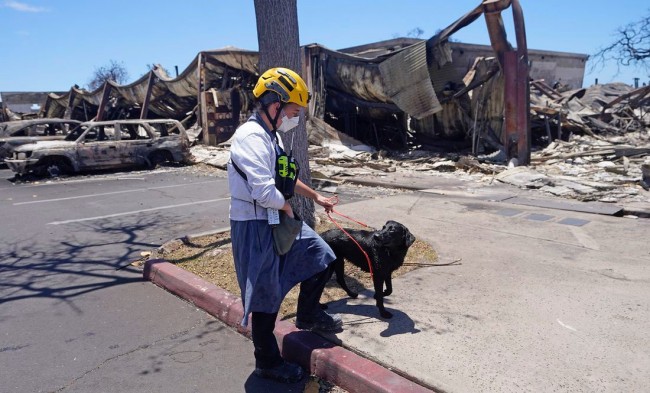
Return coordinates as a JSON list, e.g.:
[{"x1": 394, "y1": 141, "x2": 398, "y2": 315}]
[
  {"x1": 522, "y1": 81, "x2": 650, "y2": 202},
  {"x1": 191, "y1": 81, "x2": 649, "y2": 205},
  {"x1": 191, "y1": 133, "x2": 649, "y2": 205},
  {"x1": 525, "y1": 132, "x2": 649, "y2": 202},
  {"x1": 529, "y1": 82, "x2": 650, "y2": 142}
]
